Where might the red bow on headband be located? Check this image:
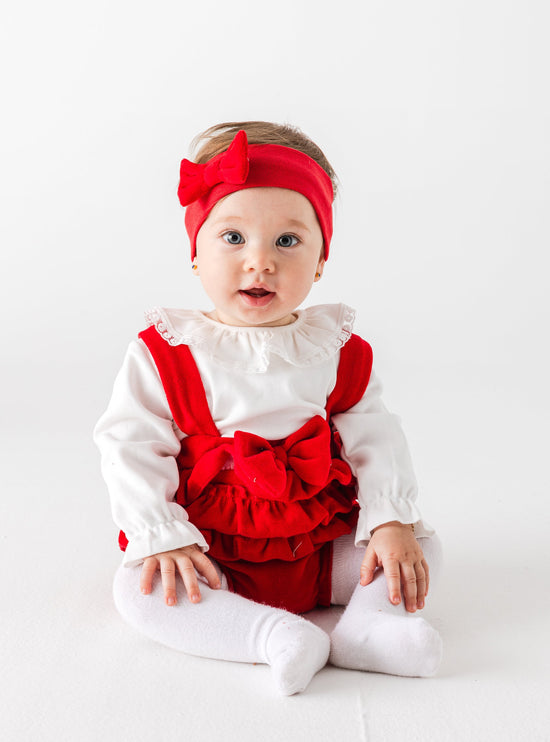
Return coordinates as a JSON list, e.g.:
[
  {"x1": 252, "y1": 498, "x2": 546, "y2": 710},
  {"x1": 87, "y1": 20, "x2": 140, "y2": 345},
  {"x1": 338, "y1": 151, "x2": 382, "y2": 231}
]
[{"x1": 178, "y1": 129, "x2": 249, "y2": 206}]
